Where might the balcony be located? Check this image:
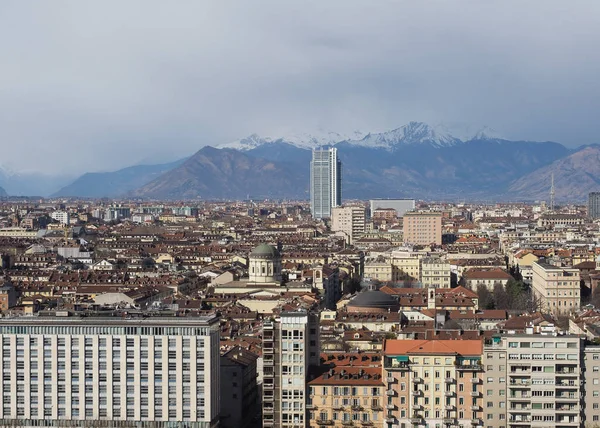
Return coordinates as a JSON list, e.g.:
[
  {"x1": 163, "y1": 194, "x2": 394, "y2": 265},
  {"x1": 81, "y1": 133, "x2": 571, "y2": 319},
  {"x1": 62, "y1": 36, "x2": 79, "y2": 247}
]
[
  {"x1": 470, "y1": 391, "x2": 481, "y2": 397},
  {"x1": 411, "y1": 390, "x2": 423, "y2": 397},
  {"x1": 351, "y1": 405, "x2": 363, "y2": 411},
  {"x1": 386, "y1": 417, "x2": 396, "y2": 424},
  {"x1": 386, "y1": 404, "x2": 395, "y2": 410},
  {"x1": 409, "y1": 417, "x2": 421, "y2": 424},
  {"x1": 413, "y1": 404, "x2": 423, "y2": 411},
  {"x1": 470, "y1": 378, "x2": 481, "y2": 384},
  {"x1": 444, "y1": 390, "x2": 454, "y2": 397},
  {"x1": 508, "y1": 418, "x2": 531, "y2": 424},
  {"x1": 387, "y1": 363, "x2": 410, "y2": 371},
  {"x1": 333, "y1": 404, "x2": 345, "y2": 410},
  {"x1": 386, "y1": 389, "x2": 396, "y2": 396},
  {"x1": 263, "y1": 346, "x2": 274, "y2": 354},
  {"x1": 471, "y1": 418, "x2": 482, "y2": 426},
  {"x1": 341, "y1": 422, "x2": 354, "y2": 427},
  {"x1": 263, "y1": 383, "x2": 274, "y2": 390},
  {"x1": 445, "y1": 404, "x2": 455, "y2": 411},
  {"x1": 456, "y1": 363, "x2": 483, "y2": 371},
  {"x1": 263, "y1": 407, "x2": 274, "y2": 414},
  {"x1": 263, "y1": 358, "x2": 274, "y2": 366},
  {"x1": 371, "y1": 405, "x2": 383, "y2": 411},
  {"x1": 412, "y1": 377, "x2": 423, "y2": 384},
  {"x1": 316, "y1": 421, "x2": 334, "y2": 426},
  {"x1": 263, "y1": 421, "x2": 274, "y2": 427},
  {"x1": 445, "y1": 377, "x2": 455, "y2": 383},
  {"x1": 471, "y1": 405, "x2": 481, "y2": 411},
  {"x1": 386, "y1": 375, "x2": 395, "y2": 383},
  {"x1": 361, "y1": 422, "x2": 374, "y2": 427}
]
